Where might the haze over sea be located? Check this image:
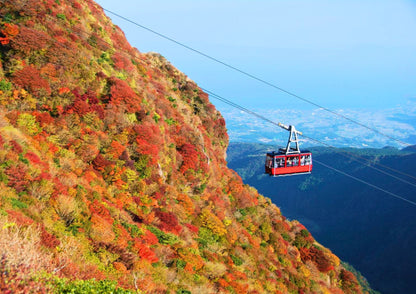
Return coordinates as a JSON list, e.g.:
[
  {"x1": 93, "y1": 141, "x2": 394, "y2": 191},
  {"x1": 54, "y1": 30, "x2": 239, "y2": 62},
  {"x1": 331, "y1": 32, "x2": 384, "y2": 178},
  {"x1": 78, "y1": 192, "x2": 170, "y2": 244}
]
[
  {"x1": 96, "y1": 0, "x2": 416, "y2": 150},
  {"x1": 219, "y1": 99, "x2": 416, "y2": 149}
]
